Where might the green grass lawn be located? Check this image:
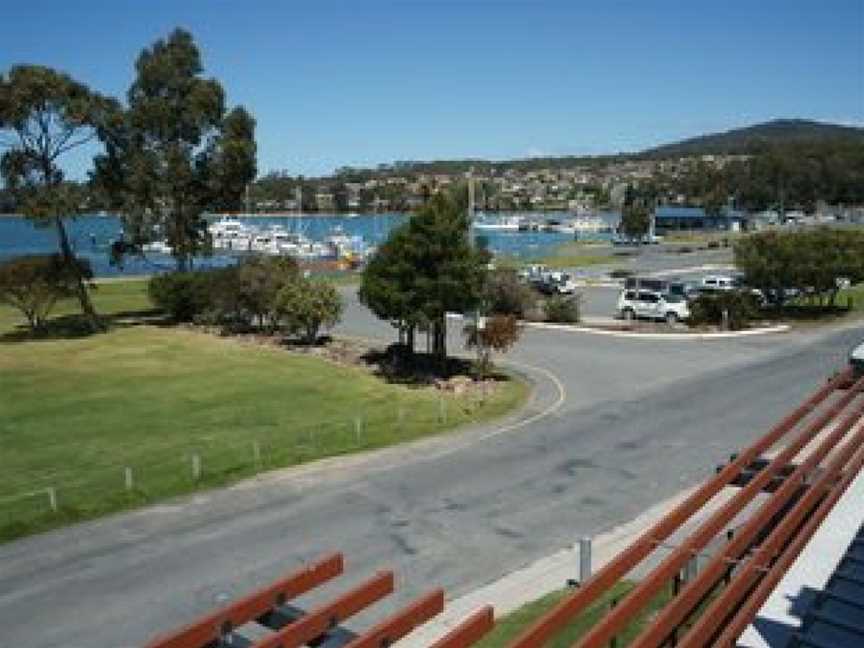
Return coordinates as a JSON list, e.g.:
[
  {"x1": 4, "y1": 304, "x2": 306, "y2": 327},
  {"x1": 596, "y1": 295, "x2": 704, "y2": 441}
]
[
  {"x1": 534, "y1": 242, "x2": 613, "y2": 269},
  {"x1": 0, "y1": 281, "x2": 527, "y2": 541},
  {"x1": 474, "y1": 582, "x2": 674, "y2": 647}
]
